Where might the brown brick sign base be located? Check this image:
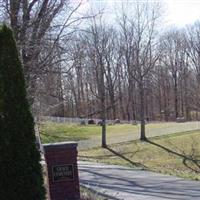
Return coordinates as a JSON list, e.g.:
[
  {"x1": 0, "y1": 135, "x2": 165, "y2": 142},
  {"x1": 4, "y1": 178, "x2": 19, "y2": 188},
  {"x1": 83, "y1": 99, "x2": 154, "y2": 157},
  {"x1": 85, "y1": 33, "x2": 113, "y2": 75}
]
[{"x1": 43, "y1": 142, "x2": 80, "y2": 200}]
